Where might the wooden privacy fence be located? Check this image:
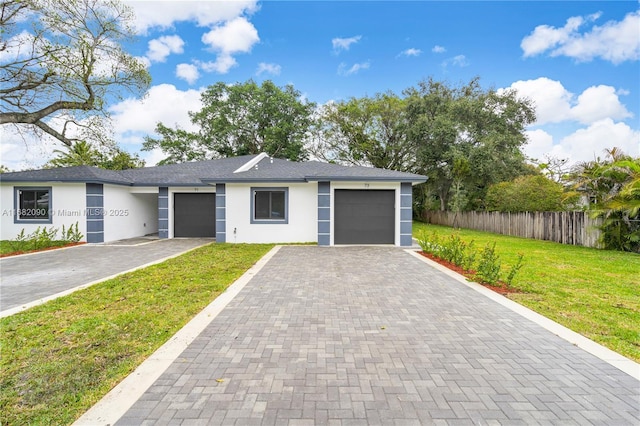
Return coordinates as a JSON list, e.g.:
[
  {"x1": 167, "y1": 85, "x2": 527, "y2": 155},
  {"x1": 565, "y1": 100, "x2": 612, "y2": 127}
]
[{"x1": 424, "y1": 211, "x2": 602, "y2": 248}]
